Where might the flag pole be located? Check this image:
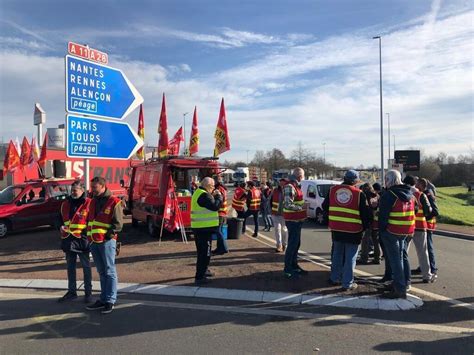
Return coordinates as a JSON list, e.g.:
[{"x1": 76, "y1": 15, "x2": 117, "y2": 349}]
[{"x1": 159, "y1": 215, "x2": 165, "y2": 246}]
